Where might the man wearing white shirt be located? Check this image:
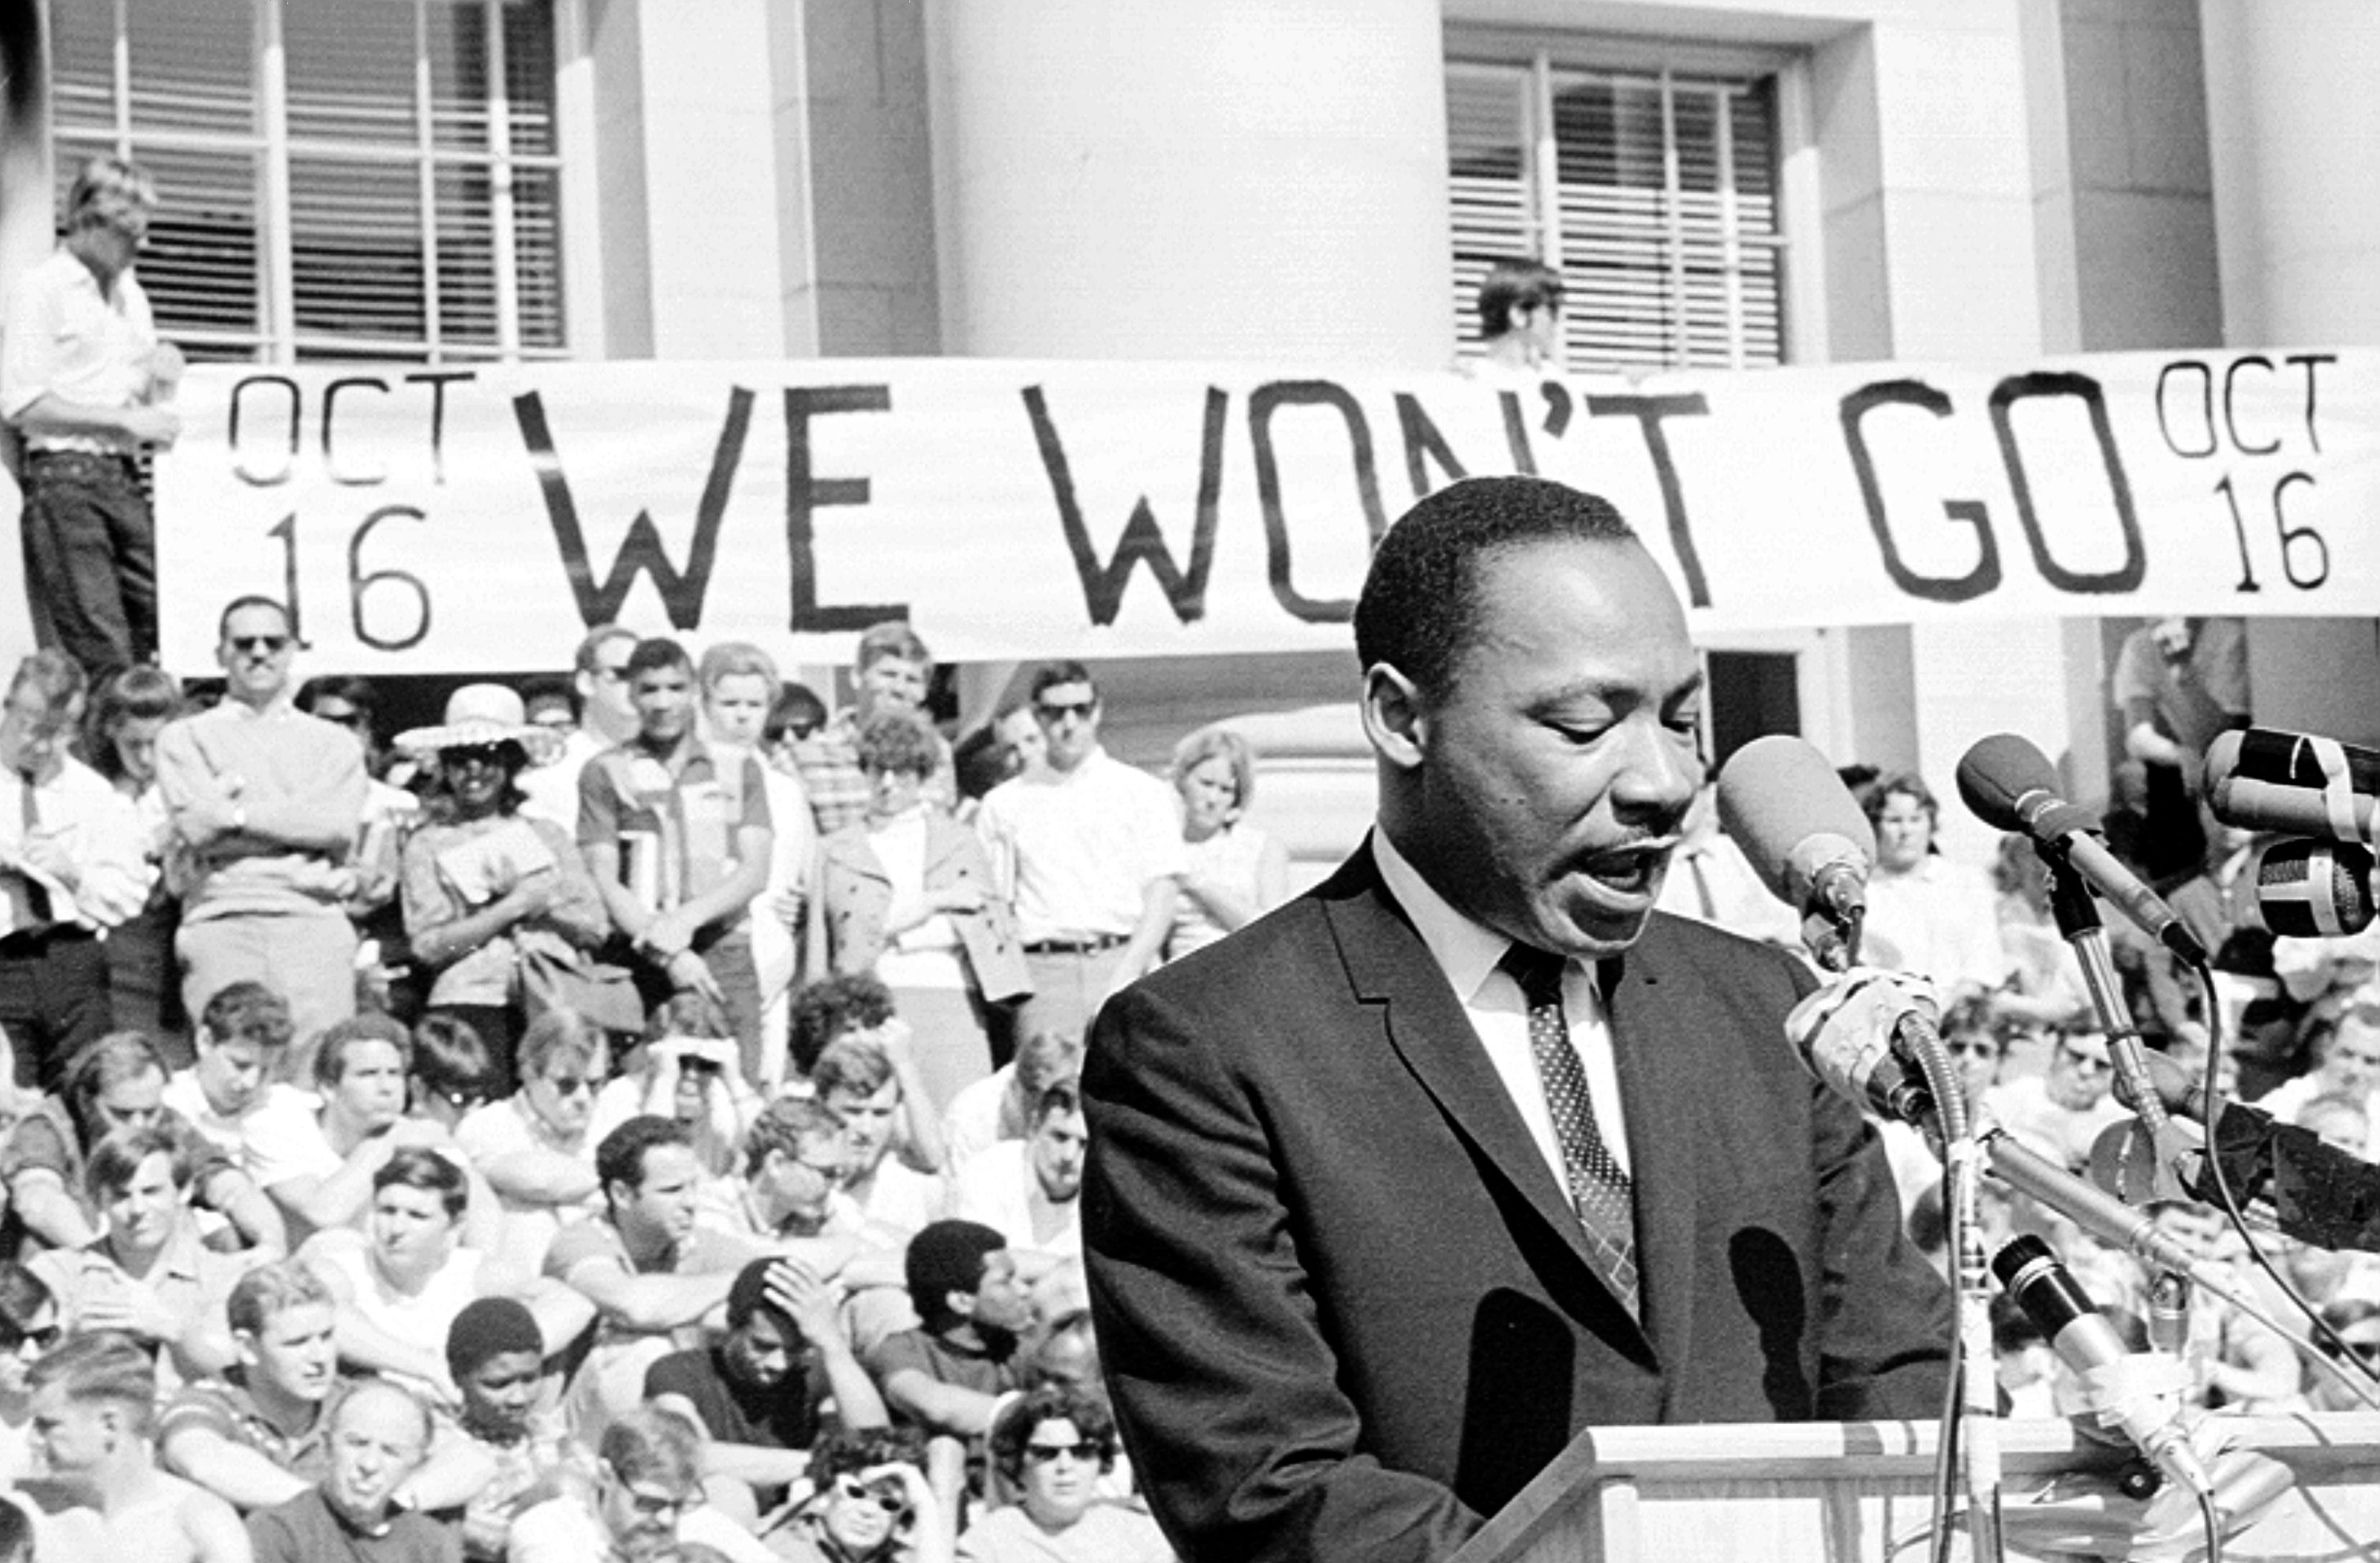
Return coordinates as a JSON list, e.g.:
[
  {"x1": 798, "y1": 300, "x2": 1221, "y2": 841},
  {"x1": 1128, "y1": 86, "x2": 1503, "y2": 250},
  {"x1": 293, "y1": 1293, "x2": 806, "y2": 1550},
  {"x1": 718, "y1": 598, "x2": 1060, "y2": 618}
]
[
  {"x1": 161, "y1": 980, "x2": 315, "y2": 1163},
  {"x1": 975, "y1": 662, "x2": 1183, "y2": 1048},
  {"x1": 951, "y1": 1078, "x2": 1085, "y2": 1265},
  {"x1": 0, "y1": 650, "x2": 149, "y2": 1089},
  {"x1": 1, "y1": 156, "x2": 182, "y2": 686},
  {"x1": 517, "y1": 624, "x2": 641, "y2": 833}
]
